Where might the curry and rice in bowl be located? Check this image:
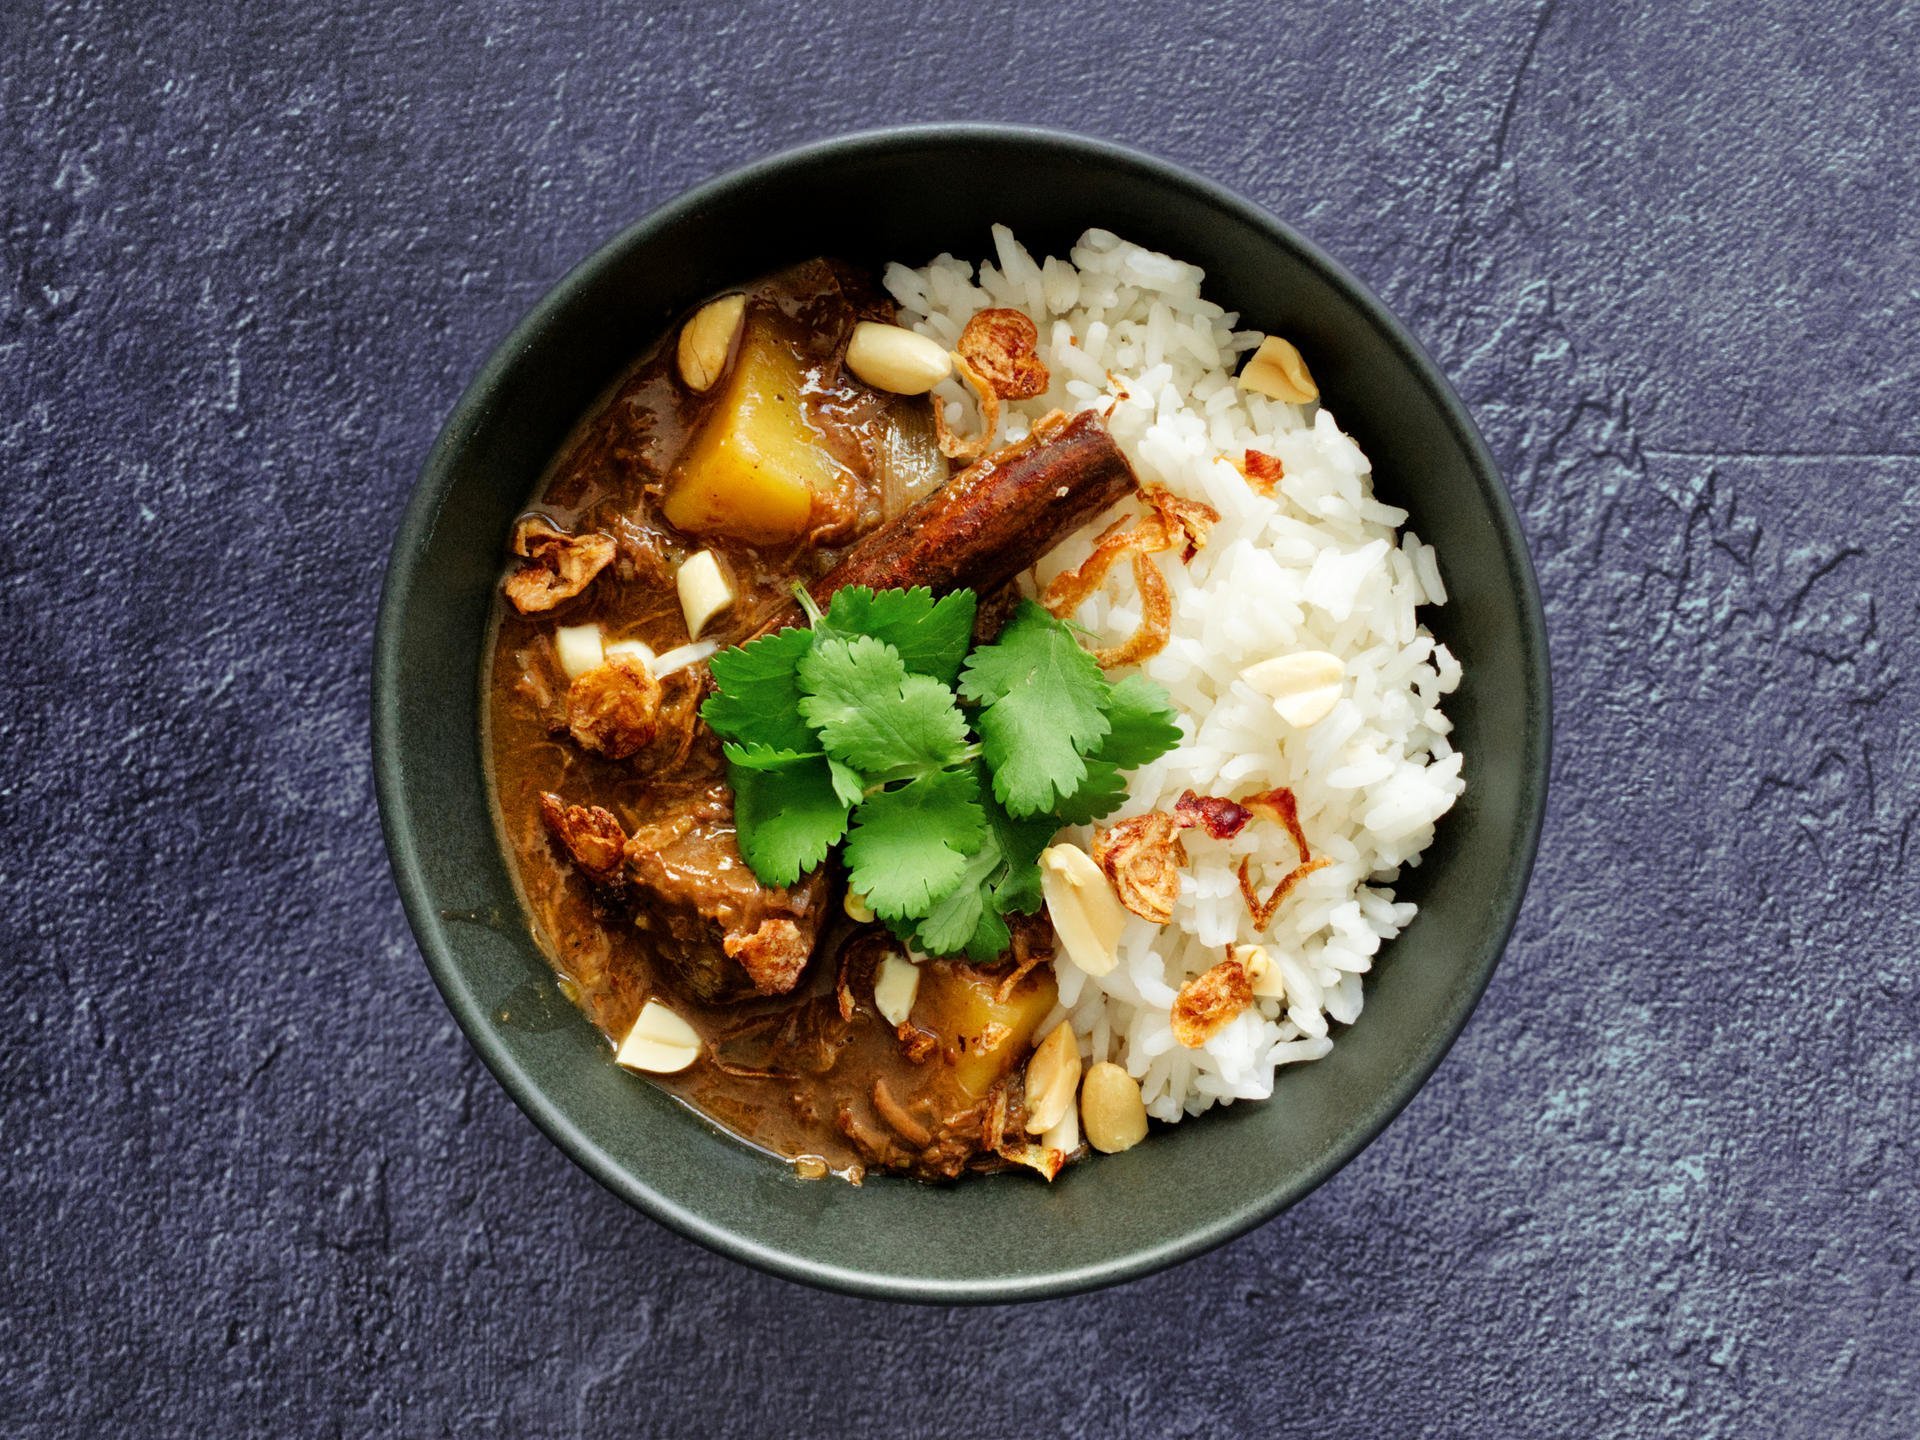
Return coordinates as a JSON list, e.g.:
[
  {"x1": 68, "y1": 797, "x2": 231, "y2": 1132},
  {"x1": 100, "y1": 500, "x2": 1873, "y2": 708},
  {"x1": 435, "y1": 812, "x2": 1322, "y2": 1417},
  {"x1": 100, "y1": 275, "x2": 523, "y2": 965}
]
[{"x1": 488, "y1": 226, "x2": 1464, "y2": 1183}]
